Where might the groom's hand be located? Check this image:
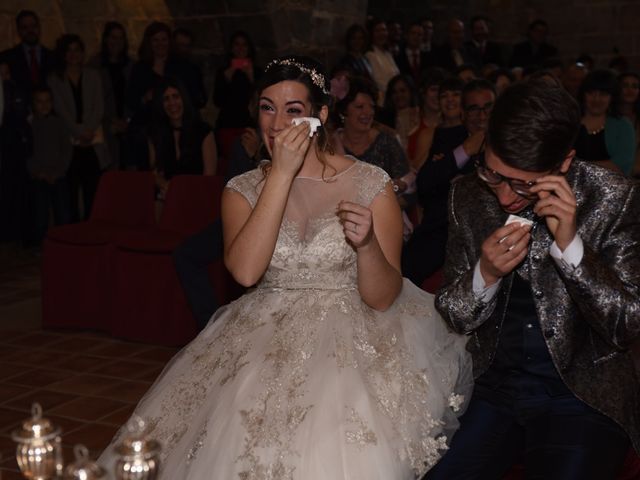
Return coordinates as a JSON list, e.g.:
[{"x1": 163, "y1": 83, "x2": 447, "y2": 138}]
[{"x1": 479, "y1": 222, "x2": 531, "y2": 286}]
